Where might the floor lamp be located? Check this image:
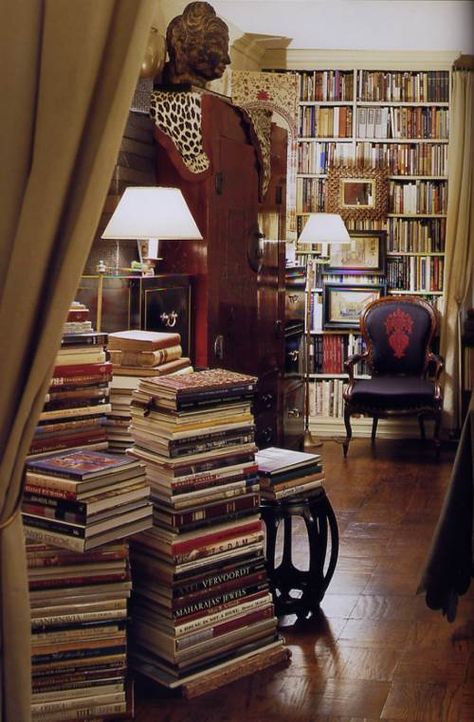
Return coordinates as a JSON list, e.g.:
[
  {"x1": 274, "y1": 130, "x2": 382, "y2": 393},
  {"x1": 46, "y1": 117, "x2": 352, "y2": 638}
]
[{"x1": 298, "y1": 213, "x2": 351, "y2": 450}]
